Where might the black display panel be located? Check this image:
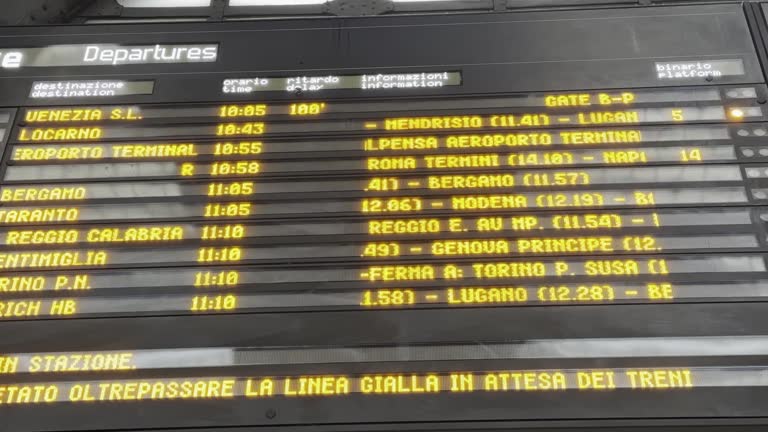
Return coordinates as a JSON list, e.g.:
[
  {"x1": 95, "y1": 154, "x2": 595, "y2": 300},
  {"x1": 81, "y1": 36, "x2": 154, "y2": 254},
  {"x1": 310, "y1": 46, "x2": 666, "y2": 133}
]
[{"x1": 0, "y1": 3, "x2": 767, "y2": 432}]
